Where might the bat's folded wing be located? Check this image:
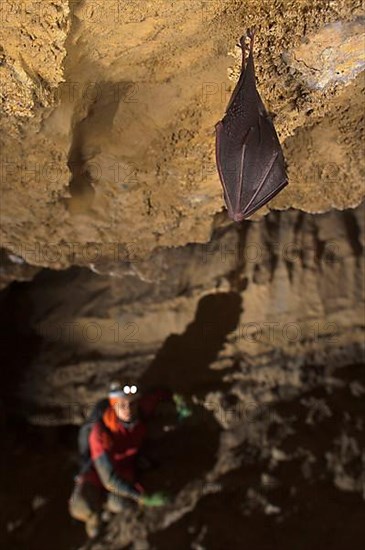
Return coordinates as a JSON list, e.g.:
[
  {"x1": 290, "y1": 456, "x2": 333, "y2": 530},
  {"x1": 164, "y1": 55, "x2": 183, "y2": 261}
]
[
  {"x1": 215, "y1": 120, "x2": 248, "y2": 220},
  {"x1": 216, "y1": 112, "x2": 287, "y2": 220},
  {"x1": 241, "y1": 114, "x2": 288, "y2": 217}
]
